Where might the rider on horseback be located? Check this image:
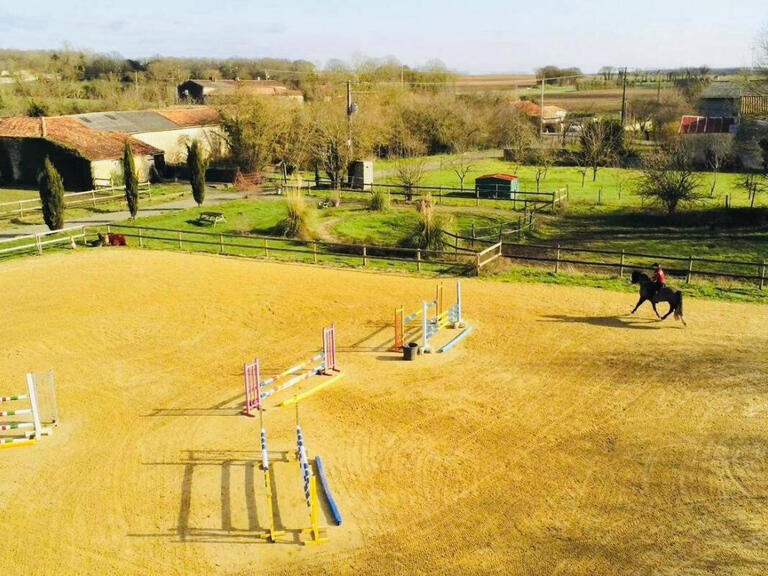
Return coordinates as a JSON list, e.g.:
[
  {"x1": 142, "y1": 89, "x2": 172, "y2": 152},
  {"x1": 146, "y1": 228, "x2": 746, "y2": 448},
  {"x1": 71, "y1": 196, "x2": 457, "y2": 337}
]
[{"x1": 650, "y1": 263, "x2": 666, "y2": 299}]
